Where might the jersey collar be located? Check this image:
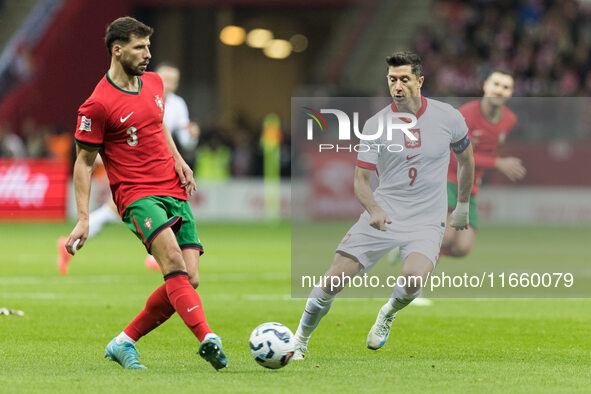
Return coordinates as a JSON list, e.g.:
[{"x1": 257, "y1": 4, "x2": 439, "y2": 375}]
[
  {"x1": 390, "y1": 95, "x2": 427, "y2": 121},
  {"x1": 106, "y1": 72, "x2": 142, "y2": 95}
]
